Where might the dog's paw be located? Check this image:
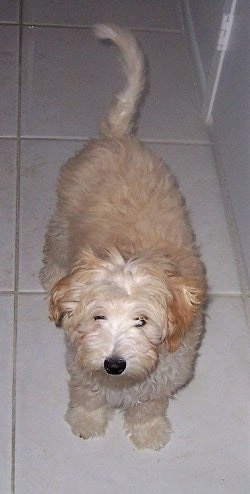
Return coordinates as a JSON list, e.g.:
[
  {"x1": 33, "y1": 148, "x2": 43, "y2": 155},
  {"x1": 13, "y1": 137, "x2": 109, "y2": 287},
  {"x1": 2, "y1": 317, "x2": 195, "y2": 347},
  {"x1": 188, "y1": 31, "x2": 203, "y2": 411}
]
[
  {"x1": 65, "y1": 406, "x2": 110, "y2": 439},
  {"x1": 125, "y1": 416, "x2": 172, "y2": 450}
]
